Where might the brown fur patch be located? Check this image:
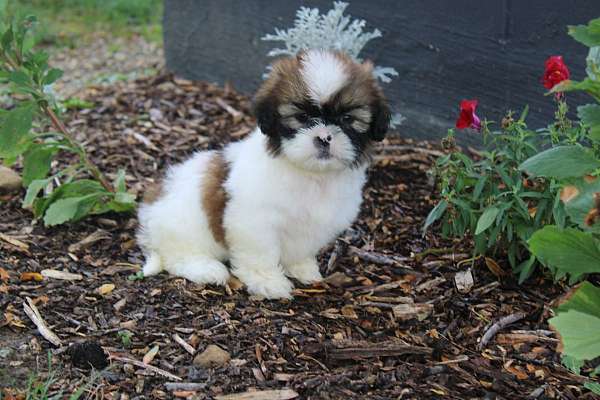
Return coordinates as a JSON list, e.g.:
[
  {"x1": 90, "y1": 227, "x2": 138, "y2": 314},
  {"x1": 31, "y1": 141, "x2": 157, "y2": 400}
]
[
  {"x1": 202, "y1": 152, "x2": 230, "y2": 247},
  {"x1": 142, "y1": 181, "x2": 163, "y2": 204},
  {"x1": 254, "y1": 55, "x2": 308, "y2": 107}
]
